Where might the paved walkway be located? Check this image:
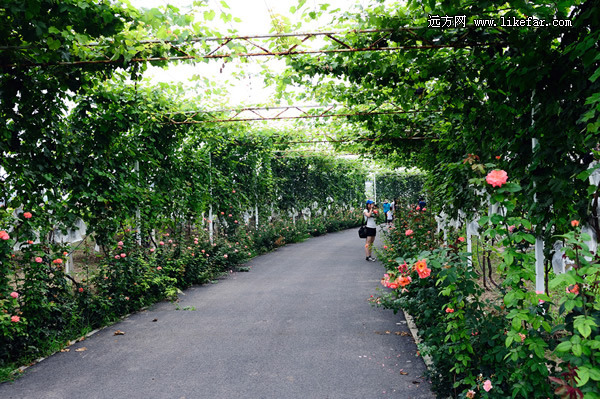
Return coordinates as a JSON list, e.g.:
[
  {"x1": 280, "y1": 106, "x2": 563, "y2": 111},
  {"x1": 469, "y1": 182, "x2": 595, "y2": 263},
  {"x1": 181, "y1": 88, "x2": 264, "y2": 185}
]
[{"x1": 0, "y1": 229, "x2": 434, "y2": 399}]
